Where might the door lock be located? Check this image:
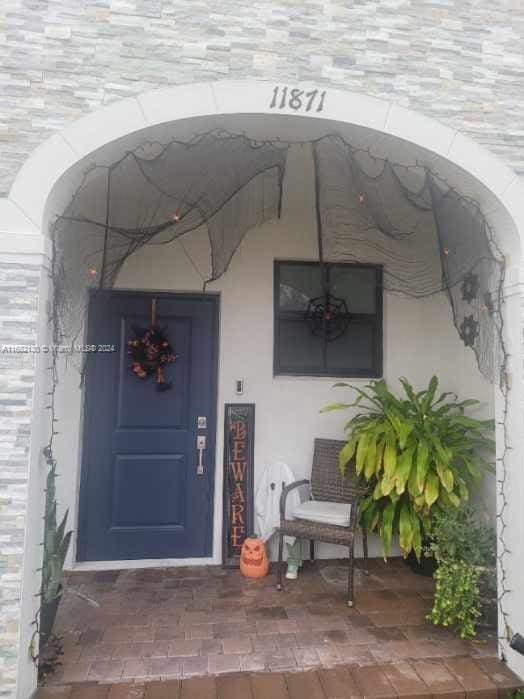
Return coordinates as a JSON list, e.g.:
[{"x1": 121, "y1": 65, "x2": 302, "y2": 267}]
[{"x1": 196, "y1": 435, "x2": 206, "y2": 475}]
